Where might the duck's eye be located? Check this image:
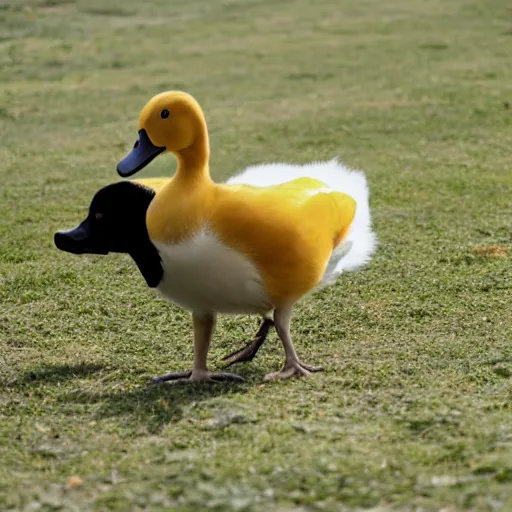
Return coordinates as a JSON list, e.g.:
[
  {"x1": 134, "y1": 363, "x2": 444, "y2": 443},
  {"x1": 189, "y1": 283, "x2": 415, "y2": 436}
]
[
  {"x1": 160, "y1": 109, "x2": 170, "y2": 119},
  {"x1": 95, "y1": 212, "x2": 104, "y2": 221}
]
